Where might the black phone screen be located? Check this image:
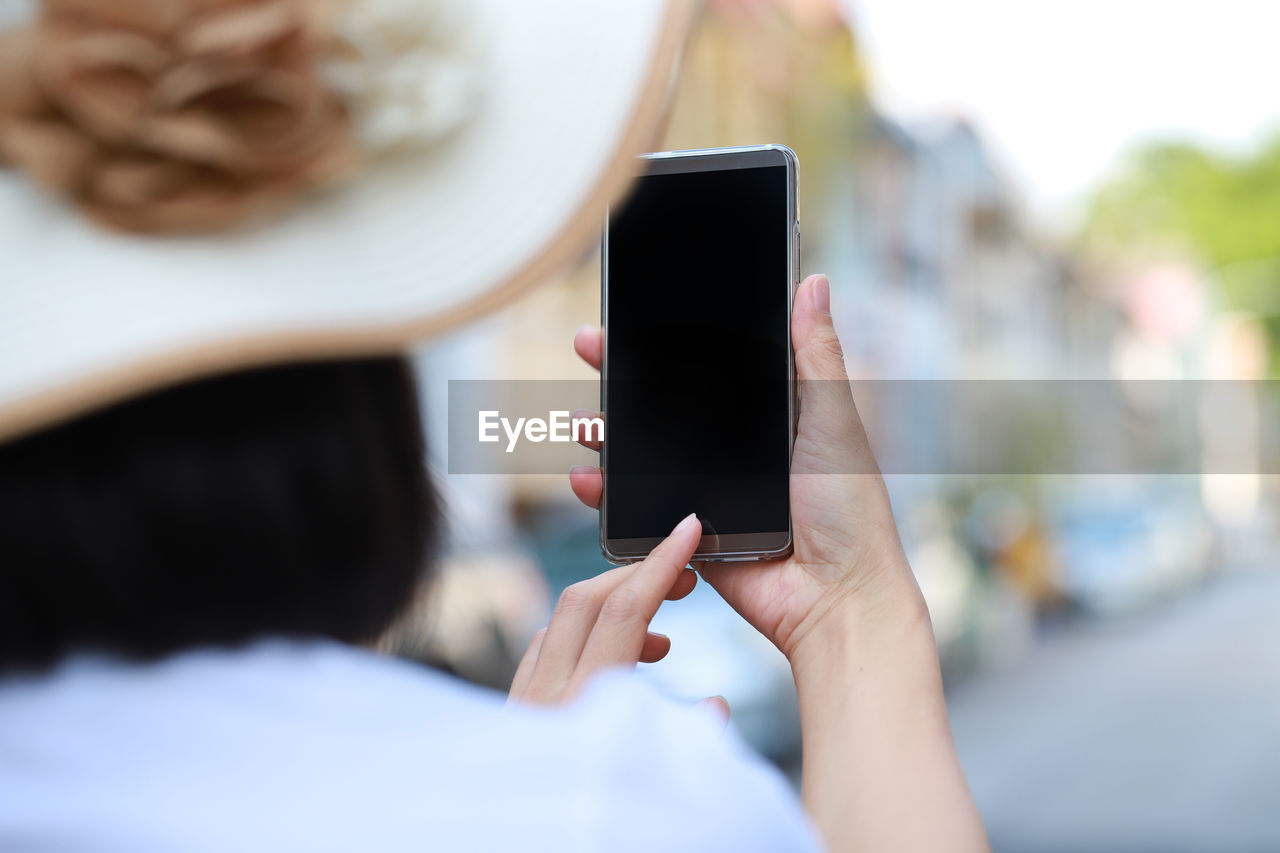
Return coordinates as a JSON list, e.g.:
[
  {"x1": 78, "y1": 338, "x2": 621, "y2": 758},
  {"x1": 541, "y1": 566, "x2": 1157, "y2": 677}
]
[{"x1": 604, "y1": 160, "x2": 791, "y2": 547}]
